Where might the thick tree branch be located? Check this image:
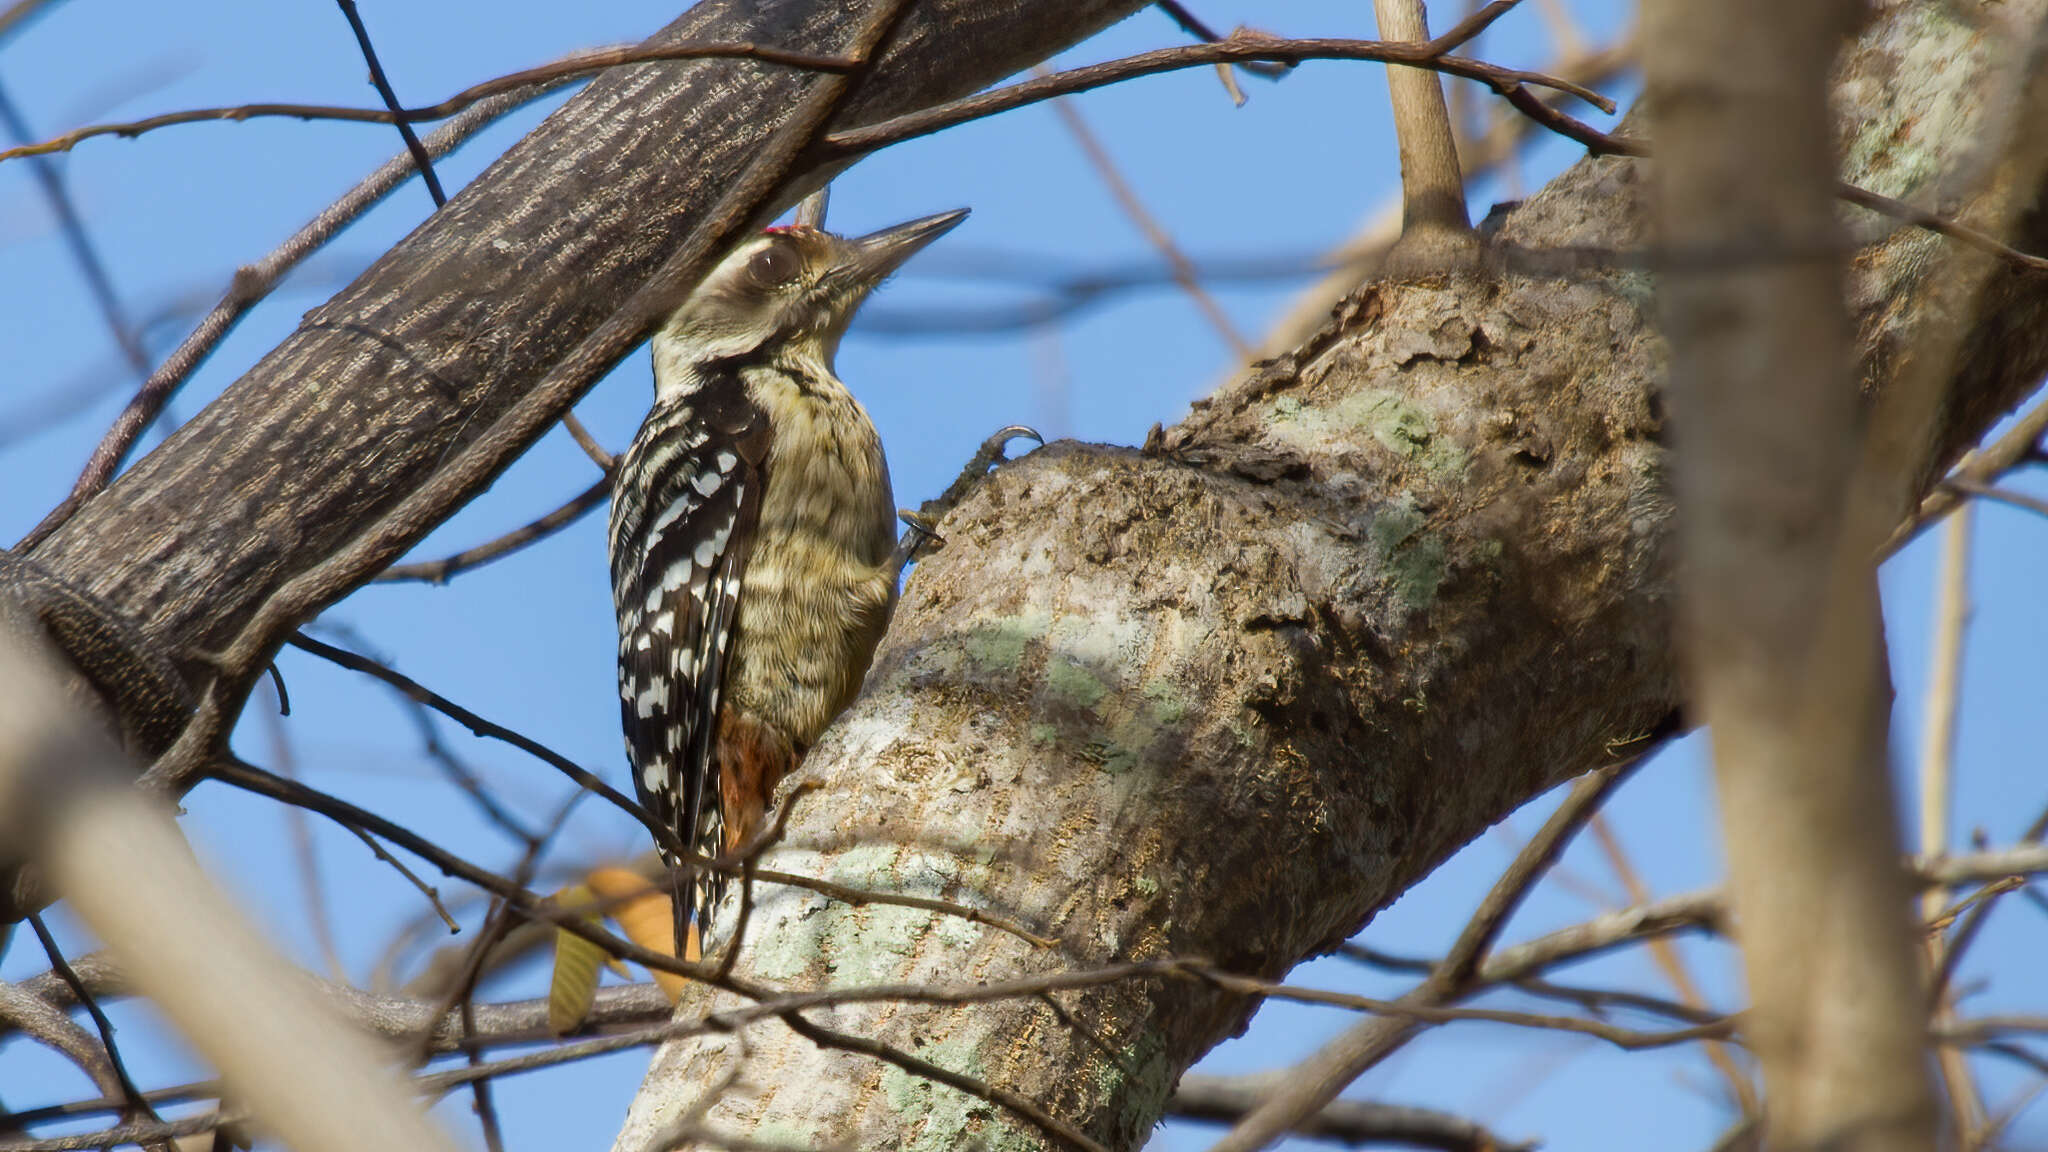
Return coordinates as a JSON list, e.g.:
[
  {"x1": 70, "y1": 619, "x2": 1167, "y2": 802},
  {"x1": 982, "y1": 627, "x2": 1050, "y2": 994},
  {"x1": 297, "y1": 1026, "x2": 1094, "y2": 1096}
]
[{"x1": 610, "y1": 1, "x2": 2048, "y2": 1147}]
